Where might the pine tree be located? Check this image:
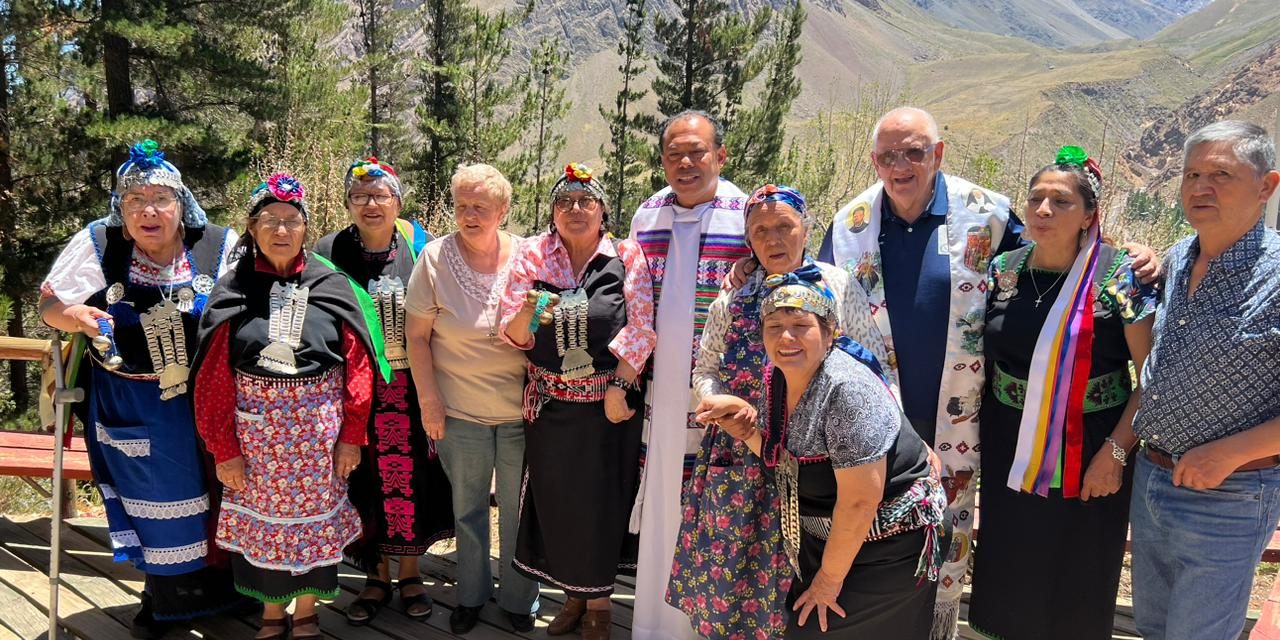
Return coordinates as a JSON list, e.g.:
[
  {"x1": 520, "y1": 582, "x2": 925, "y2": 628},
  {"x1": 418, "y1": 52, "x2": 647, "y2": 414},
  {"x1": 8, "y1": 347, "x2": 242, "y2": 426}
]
[
  {"x1": 598, "y1": 0, "x2": 657, "y2": 232},
  {"x1": 649, "y1": 0, "x2": 771, "y2": 190},
  {"x1": 411, "y1": 0, "x2": 468, "y2": 226},
  {"x1": 258, "y1": 1, "x2": 366, "y2": 236},
  {"x1": 725, "y1": 0, "x2": 805, "y2": 187},
  {"x1": 509, "y1": 38, "x2": 570, "y2": 232},
  {"x1": 353, "y1": 0, "x2": 412, "y2": 160}
]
